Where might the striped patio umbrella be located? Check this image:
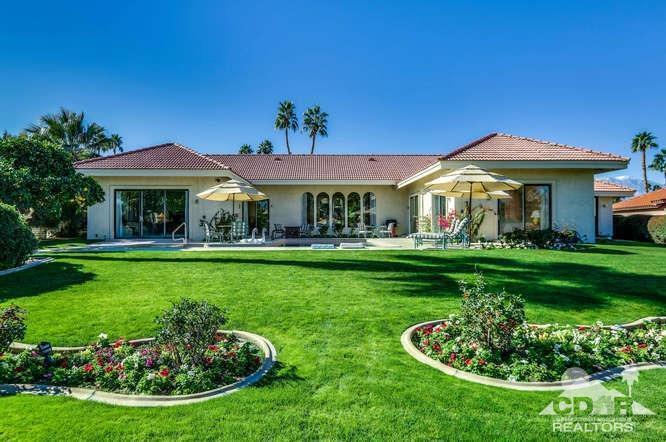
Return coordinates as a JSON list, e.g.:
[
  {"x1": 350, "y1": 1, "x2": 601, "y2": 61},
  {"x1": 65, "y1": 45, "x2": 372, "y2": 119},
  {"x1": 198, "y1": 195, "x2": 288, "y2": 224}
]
[{"x1": 196, "y1": 179, "x2": 267, "y2": 217}]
